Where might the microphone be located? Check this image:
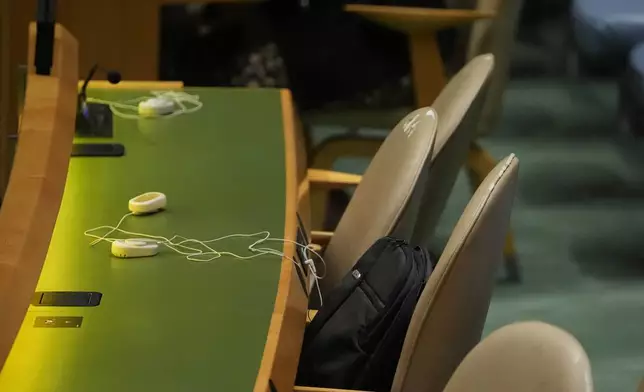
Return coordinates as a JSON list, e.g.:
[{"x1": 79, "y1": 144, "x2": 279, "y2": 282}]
[
  {"x1": 78, "y1": 64, "x2": 122, "y2": 104},
  {"x1": 76, "y1": 64, "x2": 121, "y2": 137}
]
